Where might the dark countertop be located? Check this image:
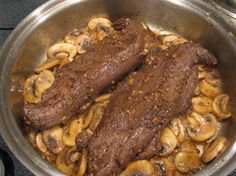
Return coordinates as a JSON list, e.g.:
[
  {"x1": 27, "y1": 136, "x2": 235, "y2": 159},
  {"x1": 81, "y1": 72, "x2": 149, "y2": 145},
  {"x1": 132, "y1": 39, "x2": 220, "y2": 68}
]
[{"x1": 0, "y1": 0, "x2": 235, "y2": 176}]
